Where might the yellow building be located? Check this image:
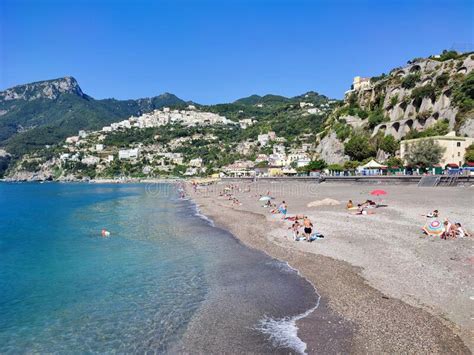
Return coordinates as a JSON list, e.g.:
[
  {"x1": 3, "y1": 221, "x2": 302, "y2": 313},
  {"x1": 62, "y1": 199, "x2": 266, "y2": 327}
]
[
  {"x1": 400, "y1": 131, "x2": 474, "y2": 167},
  {"x1": 268, "y1": 167, "x2": 283, "y2": 177}
]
